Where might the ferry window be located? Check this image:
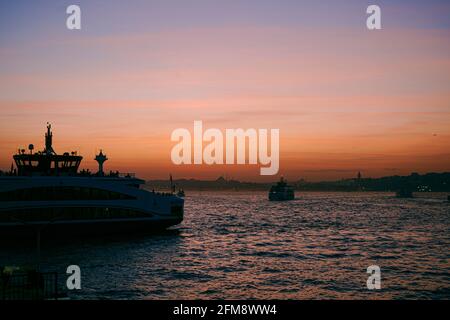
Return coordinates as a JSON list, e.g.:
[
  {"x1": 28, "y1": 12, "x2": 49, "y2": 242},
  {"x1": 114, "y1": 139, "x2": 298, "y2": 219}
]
[
  {"x1": 0, "y1": 187, "x2": 136, "y2": 201},
  {"x1": 0, "y1": 207, "x2": 151, "y2": 222},
  {"x1": 29, "y1": 160, "x2": 39, "y2": 167}
]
